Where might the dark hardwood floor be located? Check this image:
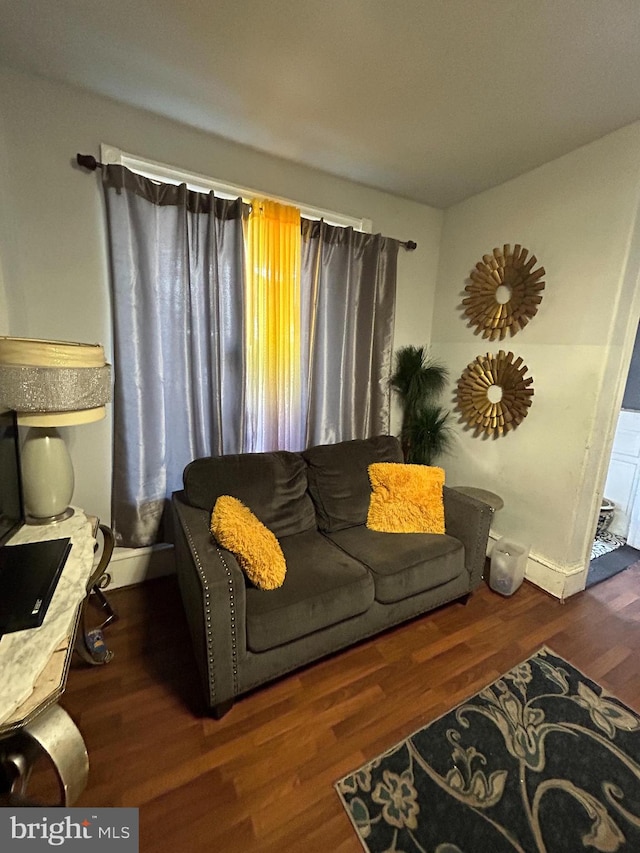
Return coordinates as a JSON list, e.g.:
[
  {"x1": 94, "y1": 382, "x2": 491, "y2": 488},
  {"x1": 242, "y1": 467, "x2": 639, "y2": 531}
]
[{"x1": 29, "y1": 564, "x2": 640, "y2": 851}]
